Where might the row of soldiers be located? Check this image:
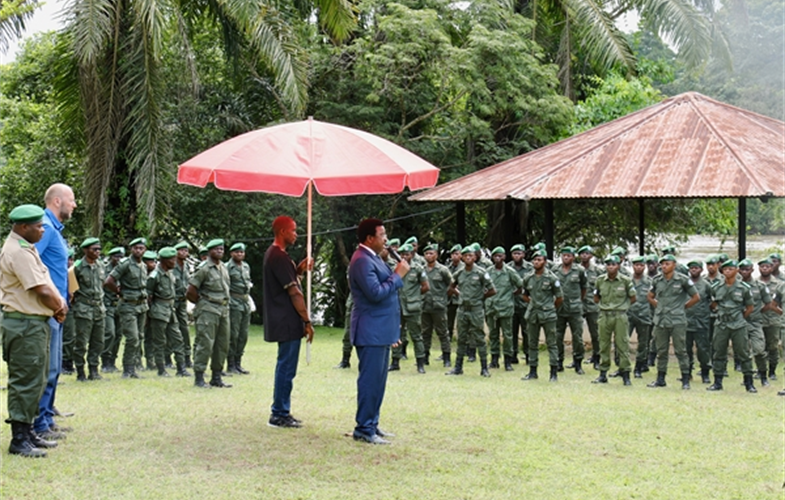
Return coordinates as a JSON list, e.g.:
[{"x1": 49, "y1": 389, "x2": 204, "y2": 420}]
[
  {"x1": 58, "y1": 237, "x2": 253, "y2": 388},
  {"x1": 337, "y1": 236, "x2": 785, "y2": 394}
]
